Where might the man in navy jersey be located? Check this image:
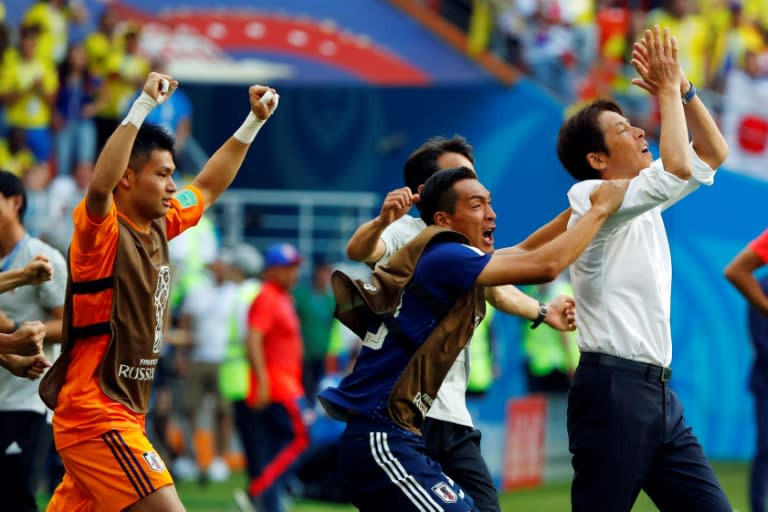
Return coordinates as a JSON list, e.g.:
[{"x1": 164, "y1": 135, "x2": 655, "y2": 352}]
[{"x1": 319, "y1": 167, "x2": 628, "y2": 511}]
